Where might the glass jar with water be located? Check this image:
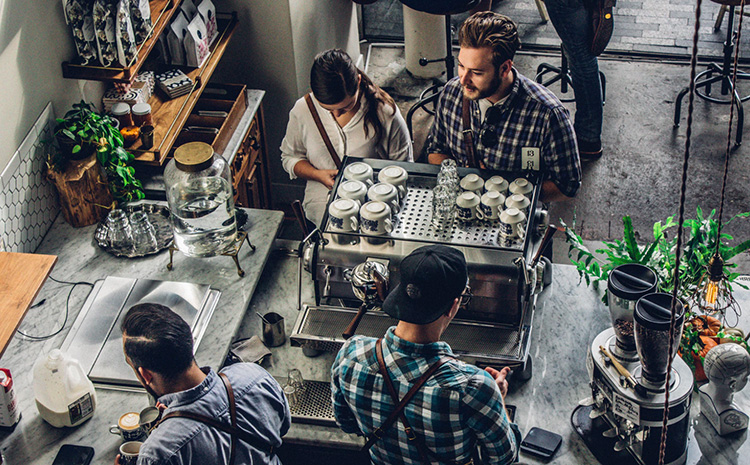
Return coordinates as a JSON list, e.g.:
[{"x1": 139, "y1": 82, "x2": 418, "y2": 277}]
[{"x1": 164, "y1": 142, "x2": 237, "y2": 257}]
